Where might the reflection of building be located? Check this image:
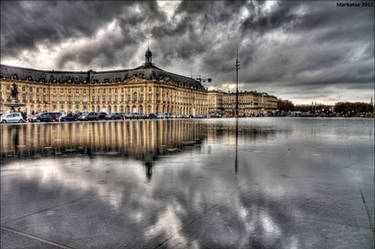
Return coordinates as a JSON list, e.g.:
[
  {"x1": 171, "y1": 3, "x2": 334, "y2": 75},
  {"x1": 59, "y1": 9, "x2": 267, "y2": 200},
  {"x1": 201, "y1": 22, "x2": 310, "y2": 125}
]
[
  {"x1": 0, "y1": 48, "x2": 207, "y2": 115},
  {"x1": 0, "y1": 120, "x2": 206, "y2": 162}
]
